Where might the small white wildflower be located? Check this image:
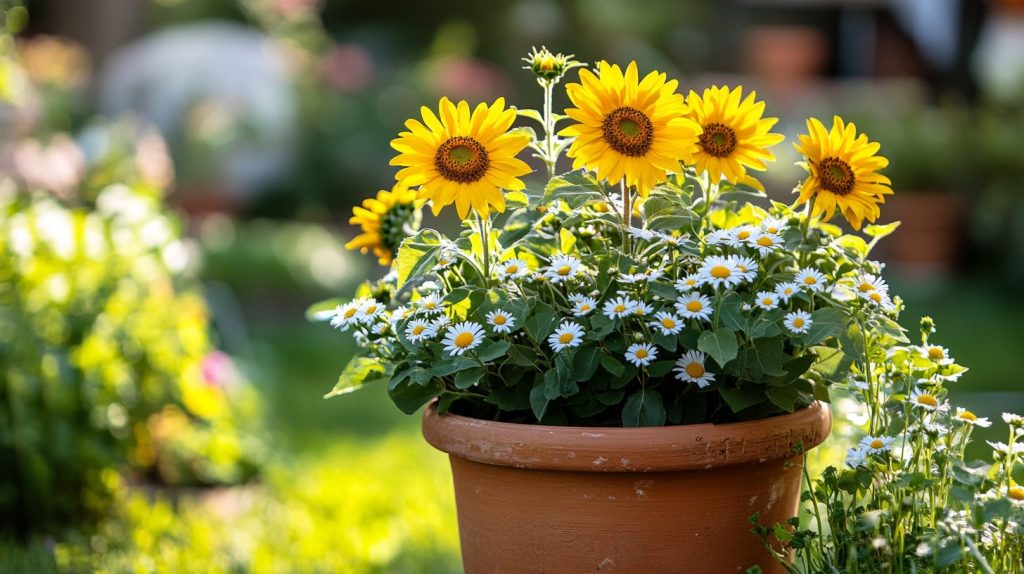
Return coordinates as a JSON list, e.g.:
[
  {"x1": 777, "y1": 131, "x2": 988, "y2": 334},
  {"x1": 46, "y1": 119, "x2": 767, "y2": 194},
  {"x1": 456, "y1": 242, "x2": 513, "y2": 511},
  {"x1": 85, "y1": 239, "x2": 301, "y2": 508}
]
[
  {"x1": 486, "y1": 309, "x2": 516, "y2": 334},
  {"x1": 441, "y1": 322, "x2": 485, "y2": 356},
  {"x1": 603, "y1": 296, "x2": 638, "y2": 320},
  {"x1": 754, "y1": 291, "x2": 779, "y2": 311},
  {"x1": 649, "y1": 312, "x2": 683, "y2": 335},
  {"x1": 674, "y1": 350, "x2": 715, "y2": 387},
  {"x1": 548, "y1": 322, "x2": 585, "y2": 352},
  {"x1": 624, "y1": 343, "x2": 658, "y2": 367},
  {"x1": 784, "y1": 310, "x2": 813, "y2": 334},
  {"x1": 675, "y1": 293, "x2": 713, "y2": 322},
  {"x1": 795, "y1": 268, "x2": 827, "y2": 292}
]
